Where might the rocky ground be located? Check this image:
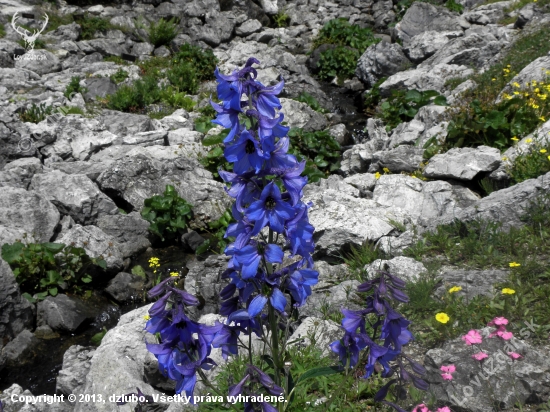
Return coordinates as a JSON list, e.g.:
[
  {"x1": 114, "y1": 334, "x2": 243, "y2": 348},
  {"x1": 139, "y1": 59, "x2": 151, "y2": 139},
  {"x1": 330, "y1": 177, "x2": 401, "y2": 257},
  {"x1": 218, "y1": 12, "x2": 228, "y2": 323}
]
[{"x1": 1, "y1": 0, "x2": 550, "y2": 410}]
